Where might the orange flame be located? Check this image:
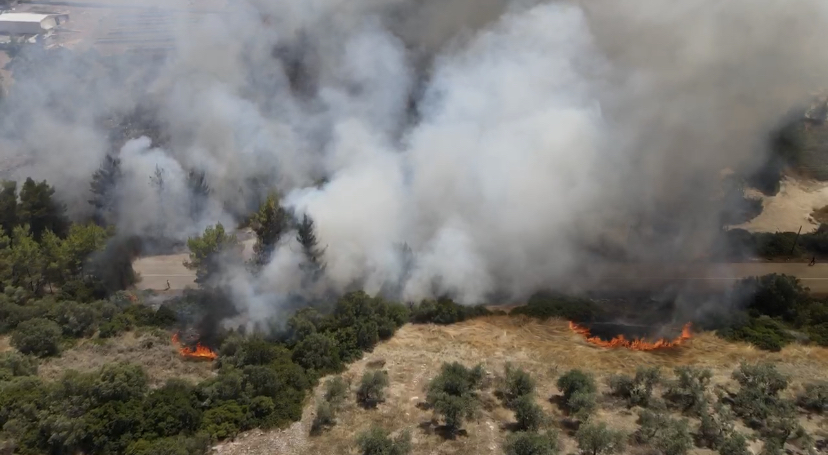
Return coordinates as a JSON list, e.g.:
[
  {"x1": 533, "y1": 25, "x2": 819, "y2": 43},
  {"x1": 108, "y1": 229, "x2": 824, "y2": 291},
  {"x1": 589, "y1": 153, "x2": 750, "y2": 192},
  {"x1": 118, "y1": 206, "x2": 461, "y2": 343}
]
[
  {"x1": 171, "y1": 333, "x2": 218, "y2": 360},
  {"x1": 568, "y1": 321, "x2": 692, "y2": 351}
]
